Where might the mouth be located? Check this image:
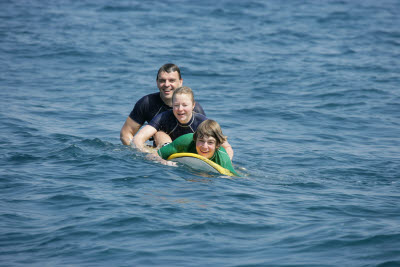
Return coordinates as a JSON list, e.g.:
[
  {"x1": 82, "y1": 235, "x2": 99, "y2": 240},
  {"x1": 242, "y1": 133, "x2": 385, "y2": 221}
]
[{"x1": 163, "y1": 88, "x2": 173, "y2": 94}]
